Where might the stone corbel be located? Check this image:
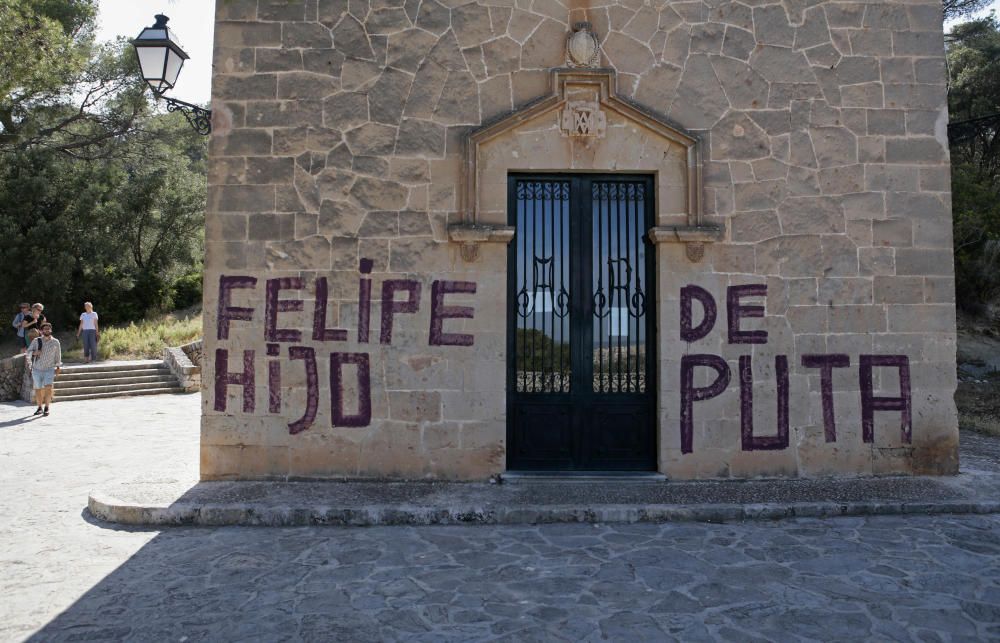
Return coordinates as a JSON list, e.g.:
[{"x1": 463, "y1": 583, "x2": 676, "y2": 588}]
[
  {"x1": 647, "y1": 225, "x2": 723, "y2": 262},
  {"x1": 448, "y1": 223, "x2": 516, "y2": 262}
]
